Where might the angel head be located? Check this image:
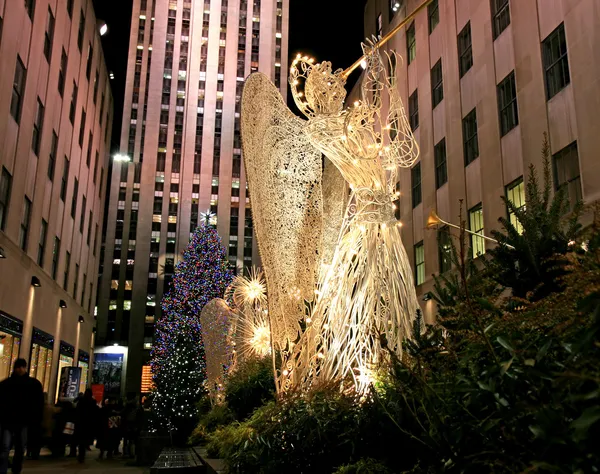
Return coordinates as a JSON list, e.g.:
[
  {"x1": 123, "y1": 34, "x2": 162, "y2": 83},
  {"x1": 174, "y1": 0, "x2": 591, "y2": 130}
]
[{"x1": 290, "y1": 55, "x2": 347, "y2": 118}]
